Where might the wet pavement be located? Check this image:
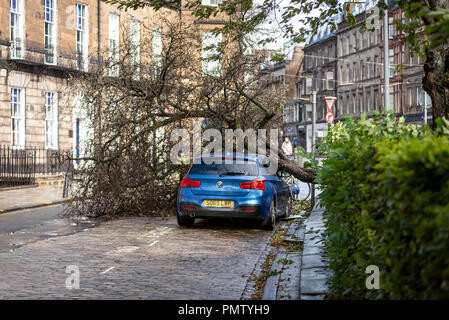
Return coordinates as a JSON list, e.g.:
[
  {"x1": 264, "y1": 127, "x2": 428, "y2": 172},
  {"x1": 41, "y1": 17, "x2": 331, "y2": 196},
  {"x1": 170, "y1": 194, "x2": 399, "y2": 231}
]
[
  {"x1": 0, "y1": 214, "x2": 273, "y2": 299},
  {"x1": 0, "y1": 186, "x2": 67, "y2": 212},
  {"x1": 0, "y1": 204, "x2": 100, "y2": 253}
]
